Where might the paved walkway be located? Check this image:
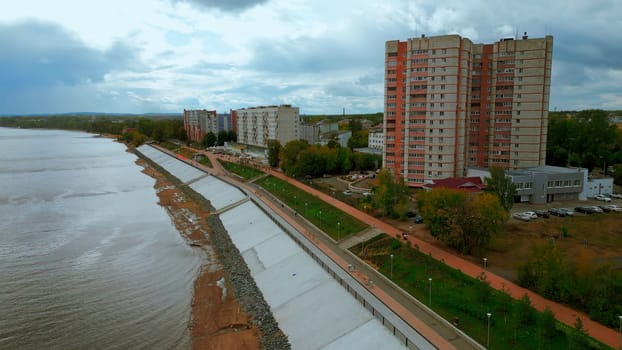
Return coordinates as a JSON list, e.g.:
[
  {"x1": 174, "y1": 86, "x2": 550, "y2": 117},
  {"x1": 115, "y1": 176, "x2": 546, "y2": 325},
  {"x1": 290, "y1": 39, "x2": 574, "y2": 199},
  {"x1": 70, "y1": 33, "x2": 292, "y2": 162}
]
[{"x1": 181, "y1": 147, "x2": 619, "y2": 349}]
